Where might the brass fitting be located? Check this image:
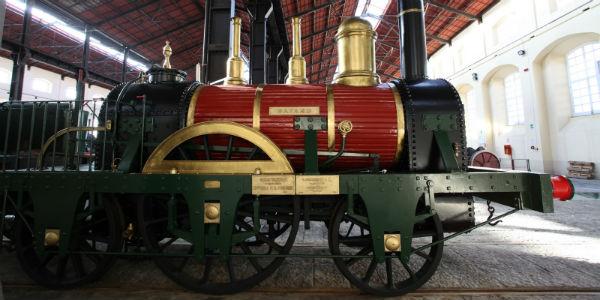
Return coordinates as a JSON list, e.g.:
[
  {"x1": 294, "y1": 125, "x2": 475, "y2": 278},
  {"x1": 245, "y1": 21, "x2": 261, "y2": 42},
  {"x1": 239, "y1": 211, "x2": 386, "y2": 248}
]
[
  {"x1": 162, "y1": 41, "x2": 172, "y2": 69},
  {"x1": 384, "y1": 234, "x2": 401, "y2": 252},
  {"x1": 204, "y1": 203, "x2": 221, "y2": 224},
  {"x1": 337, "y1": 120, "x2": 353, "y2": 138},
  {"x1": 122, "y1": 223, "x2": 135, "y2": 240},
  {"x1": 44, "y1": 229, "x2": 60, "y2": 247},
  {"x1": 225, "y1": 17, "x2": 247, "y2": 86},
  {"x1": 286, "y1": 17, "x2": 309, "y2": 84},
  {"x1": 332, "y1": 17, "x2": 380, "y2": 86}
]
